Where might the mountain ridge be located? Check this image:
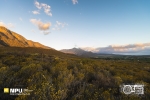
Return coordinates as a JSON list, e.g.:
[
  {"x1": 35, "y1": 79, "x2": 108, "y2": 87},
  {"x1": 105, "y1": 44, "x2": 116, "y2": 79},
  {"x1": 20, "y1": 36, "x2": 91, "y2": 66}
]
[
  {"x1": 60, "y1": 48, "x2": 98, "y2": 57},
  {"x1": 0, "y1": 26, "x2": 52, "y2": 49}
]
